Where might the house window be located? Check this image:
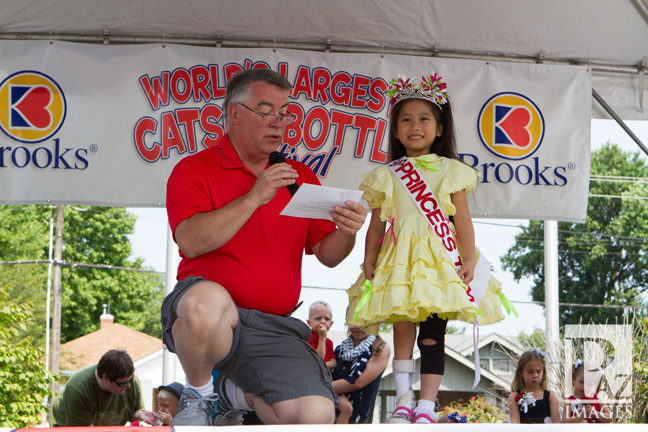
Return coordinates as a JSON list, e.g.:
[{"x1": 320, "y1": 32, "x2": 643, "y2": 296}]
[
  {"x1": 493, "y1": 359, "x2": 511, "y2": 372},
  {"x1": 480, "y1": 359, "x2": 489, "y2": 369}
]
